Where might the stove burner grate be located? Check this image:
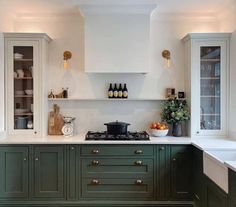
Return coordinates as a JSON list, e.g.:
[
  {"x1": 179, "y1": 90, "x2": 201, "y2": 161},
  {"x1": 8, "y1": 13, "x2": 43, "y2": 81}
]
[{"x1": 85, "y1": 131, "x2": 150, "y2": 141}]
